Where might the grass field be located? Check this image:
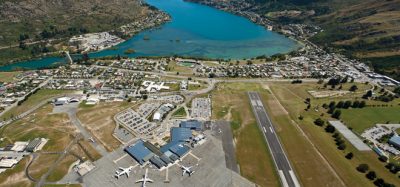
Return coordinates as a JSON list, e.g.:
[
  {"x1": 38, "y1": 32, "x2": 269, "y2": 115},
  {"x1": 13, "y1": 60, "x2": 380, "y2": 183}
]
[
  {"x1": 0, "y1": 71, "x2": 20, "y2": 82},
  {"x1": 341, "y1": 106, "x2": 400, "y2": 134},
  {"x1": 268, "y1": 82, "x2": 400, "y2": 186},
  {"x1": 46, "y1": 154, "x2": 77, "y2": 182},
  {"x1": 43, "y1": 184, "x2": 81, "y2": 187},
  {"x1": 77, "y1": 102, "x2": 137, "y2": 151},
  {"x1": 1, "y1": 89, "x2": 75, "y2": 120},
  {"x1": 210, "y1": 83, "x2": 279, "y2": 187},
  {"x1": 167, "y1": 61, "x2": 194, "y2": 75}
]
